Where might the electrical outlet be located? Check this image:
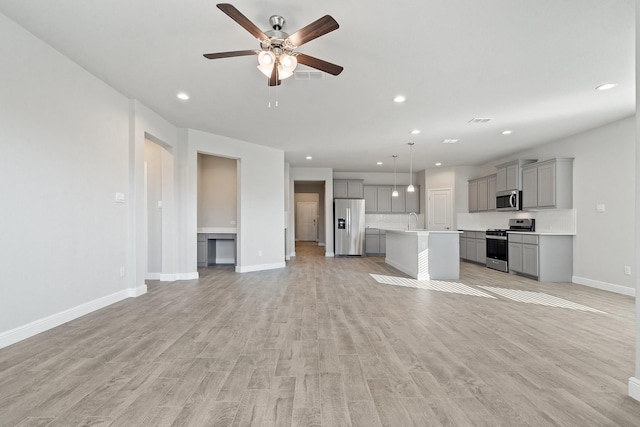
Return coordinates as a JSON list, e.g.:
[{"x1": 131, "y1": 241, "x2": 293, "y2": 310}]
[
  {"x1": 115, "y1": 192, "x2": 125, "y2": 203},
  {"x1": 119, "y1": 266, "x2": 125, "y2": 277},
  {"x1": 258, "y1": 250, "x2": 262, "y2": 257},
  {"x1": 624, "y1": 266, "x2": 632, "y2": 275},
  {"x1": 231, "y1": 220, "x2": 236, "y2": 225}
]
